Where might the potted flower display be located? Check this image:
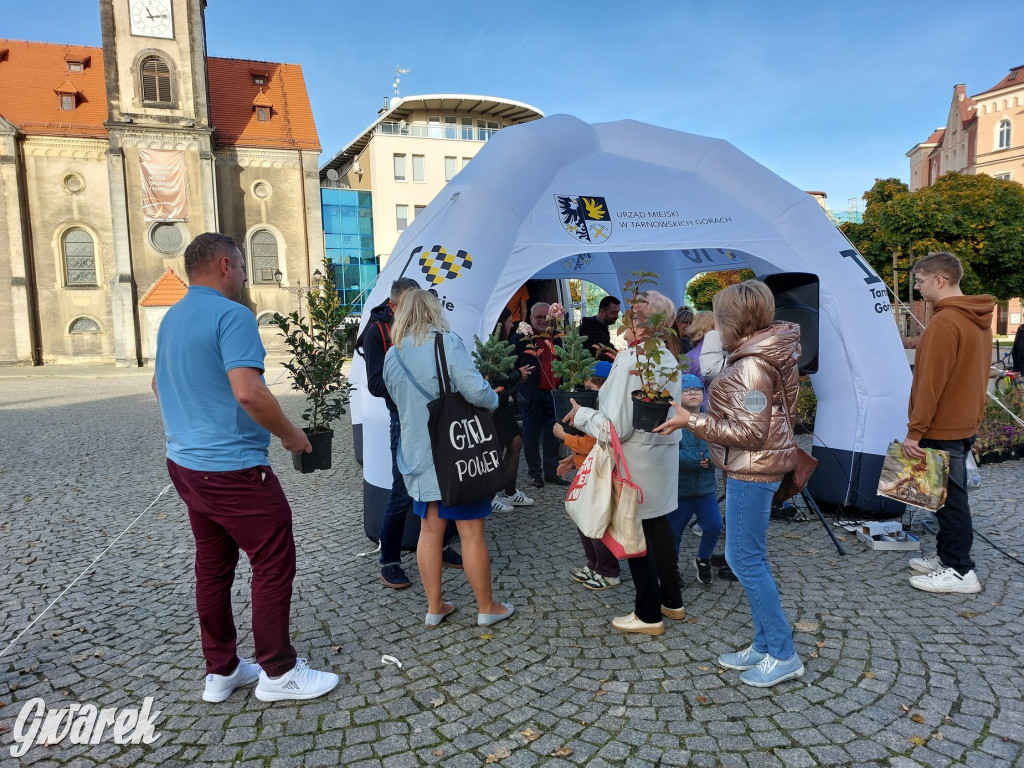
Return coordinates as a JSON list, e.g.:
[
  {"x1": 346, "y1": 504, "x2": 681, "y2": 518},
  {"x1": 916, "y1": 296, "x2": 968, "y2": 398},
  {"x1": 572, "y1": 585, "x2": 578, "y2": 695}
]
[
  {"x1": 622, "y1": 271, "x2": 685, "y2": 431},
  {"x1": 271, "y1": 258, "x2": 353, "y2": 473}
]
